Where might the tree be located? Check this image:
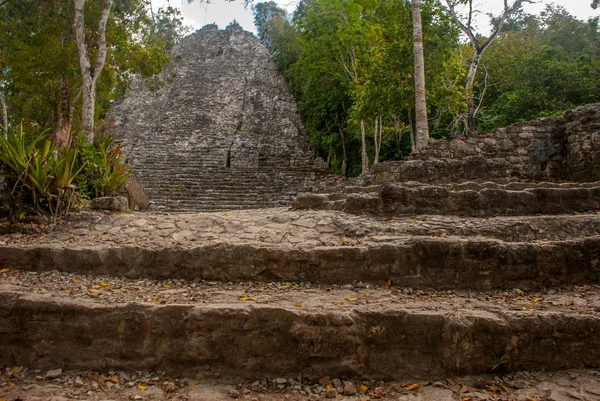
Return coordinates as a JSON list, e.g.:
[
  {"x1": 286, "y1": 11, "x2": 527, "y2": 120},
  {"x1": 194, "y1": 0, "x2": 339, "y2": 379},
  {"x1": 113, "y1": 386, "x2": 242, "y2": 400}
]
[
  {"x1": 74, "y1": 0, "x2": 113, "y2": 143},
  {"x1": 441, "y1": 0, "x2": 534, "y2": 135},
  {"x1": 412, "y1": 0, "x2": 429, "y2": 151},
  {"x1": 0, "y1": 0, "x2": 184, "y2": 143},
  {"x1": 476, "y1": 6, "x2": 600, "y2": 130}
]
